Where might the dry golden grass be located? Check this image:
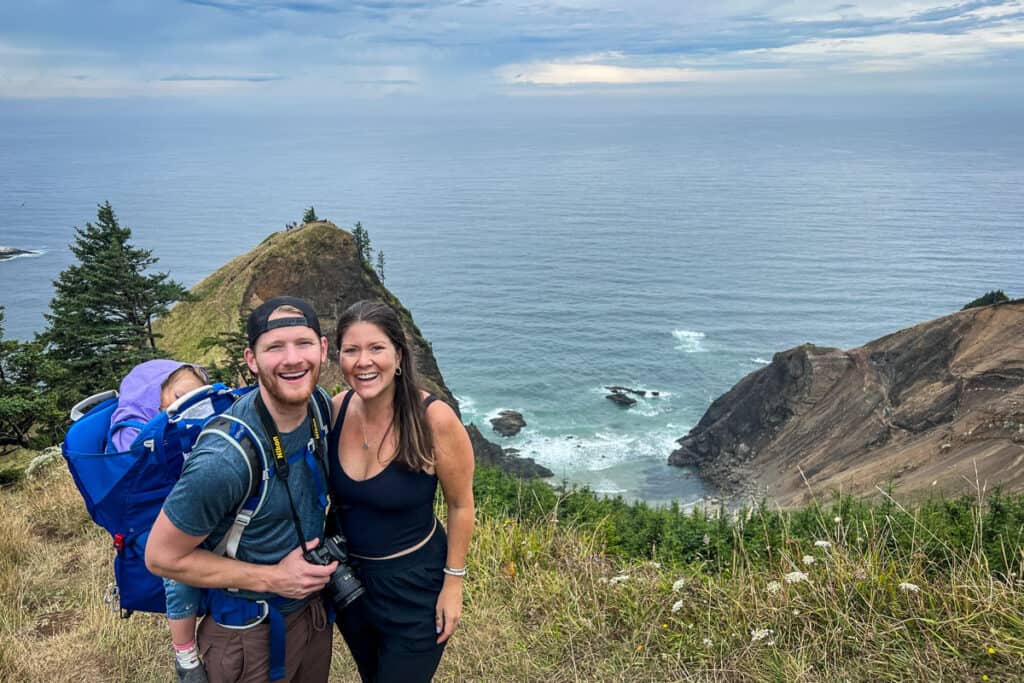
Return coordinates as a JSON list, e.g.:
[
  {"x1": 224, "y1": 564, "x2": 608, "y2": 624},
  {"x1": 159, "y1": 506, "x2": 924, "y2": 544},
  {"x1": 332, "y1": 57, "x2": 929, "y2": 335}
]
[{"x1": 1, "y1": 453, "x2": 1022, "y2": 682}]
